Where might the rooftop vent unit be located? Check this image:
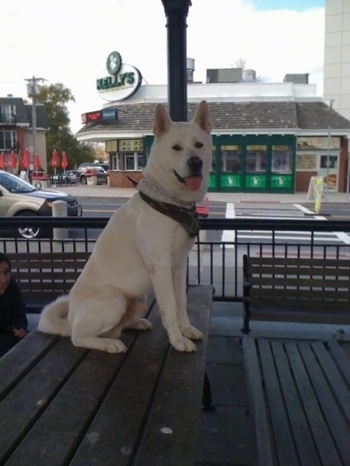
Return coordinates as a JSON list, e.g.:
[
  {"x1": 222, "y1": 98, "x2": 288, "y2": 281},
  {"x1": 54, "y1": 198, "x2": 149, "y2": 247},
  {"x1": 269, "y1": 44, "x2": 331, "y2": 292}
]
[
  {"x1": 206, "y1": 68, "x2": 243, "y2": 83},
  {"x1": 187, "y1": 57, "x2": 195, "y2": 83},
  {"x1": 283, "y1": 73, "x2": 309, "y2": 84}
]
